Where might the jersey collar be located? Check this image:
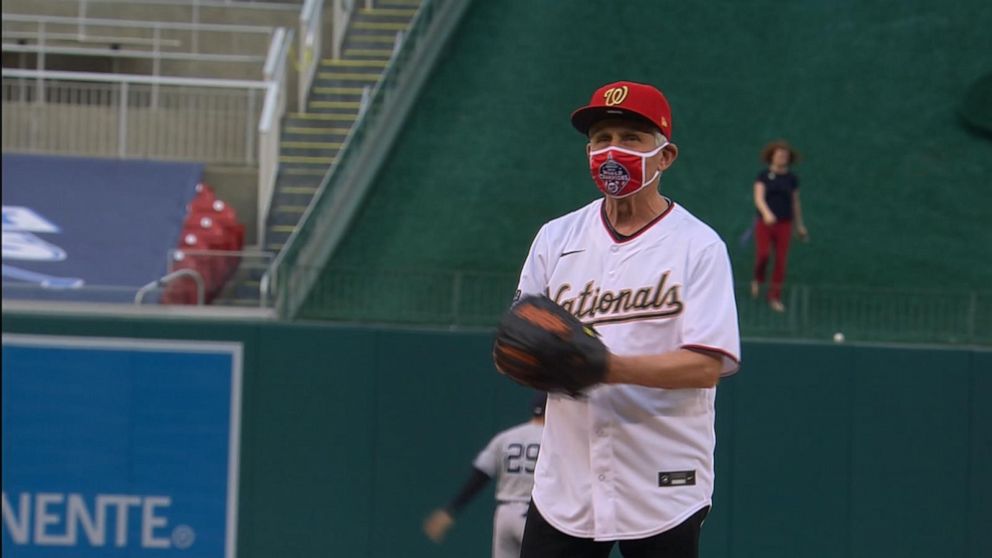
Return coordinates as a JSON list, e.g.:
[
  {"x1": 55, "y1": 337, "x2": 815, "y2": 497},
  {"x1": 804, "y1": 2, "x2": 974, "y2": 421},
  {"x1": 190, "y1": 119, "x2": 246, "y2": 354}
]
[{"x1": 599, "y1": 197, "x2": 676, "y2": 244}]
